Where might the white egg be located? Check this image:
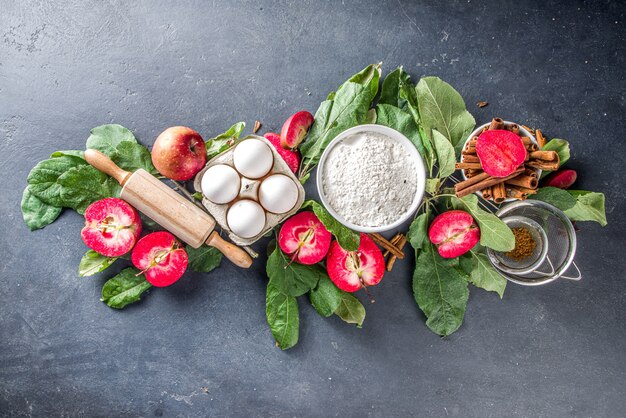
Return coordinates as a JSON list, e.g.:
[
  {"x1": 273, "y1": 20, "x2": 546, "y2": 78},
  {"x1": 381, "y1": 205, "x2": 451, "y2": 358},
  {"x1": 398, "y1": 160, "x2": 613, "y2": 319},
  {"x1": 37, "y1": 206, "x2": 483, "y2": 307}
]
[
  {"x1": 233, "y1": 139, "x2": 274, "y2": 179},
  {"x1": 201, "y1": 164, "x2": 241, "y2": 204},
  {"x1": 258, "y1": 174, "x2": 299, "y2": 214},
  {"x1": 227, "y1": 199, "x2": 266, "y2": 238}
]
